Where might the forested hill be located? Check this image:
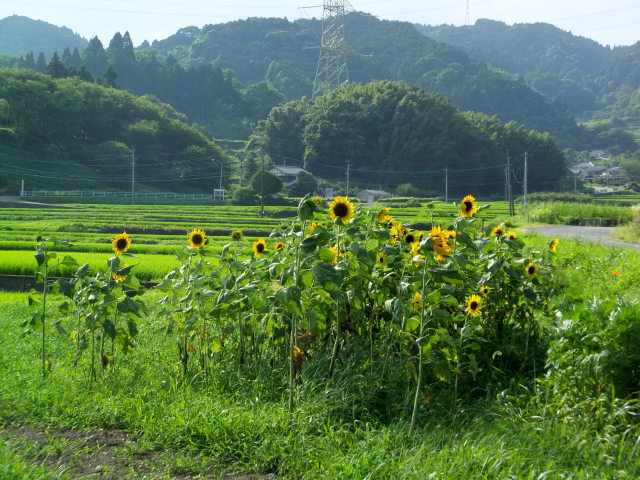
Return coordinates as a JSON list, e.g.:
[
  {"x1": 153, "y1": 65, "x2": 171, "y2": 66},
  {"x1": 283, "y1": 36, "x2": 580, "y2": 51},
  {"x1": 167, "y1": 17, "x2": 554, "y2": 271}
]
[
  {"x1": 416, "y1": 19, "x2": 640, "y2": 127},
  {"x1": 0, "y1": 15, "x2": 87, "y2": 59},
  {"x1": 149, "y1": 13, "x2": 584, "y2": 147},
  {"x1": 417, "y1": 19, "x2": 613, "y2": 83},
  {"x1": 0, "y1": 69, "x2": 227, "y2": 192}
]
